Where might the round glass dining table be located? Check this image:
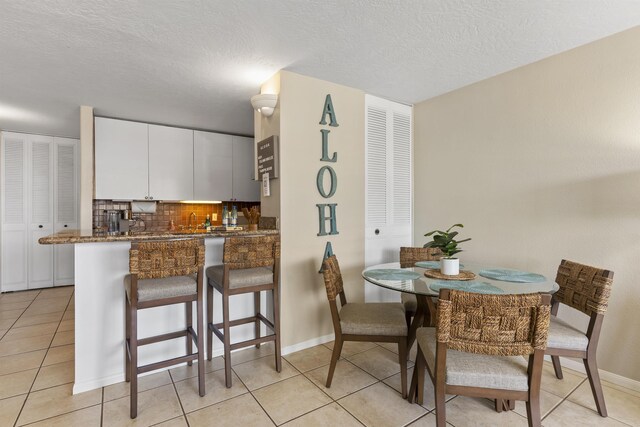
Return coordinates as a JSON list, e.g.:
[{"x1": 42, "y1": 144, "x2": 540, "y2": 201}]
[{"x1": 362, "y1": 261, "x2": 559, "y2": 350}]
